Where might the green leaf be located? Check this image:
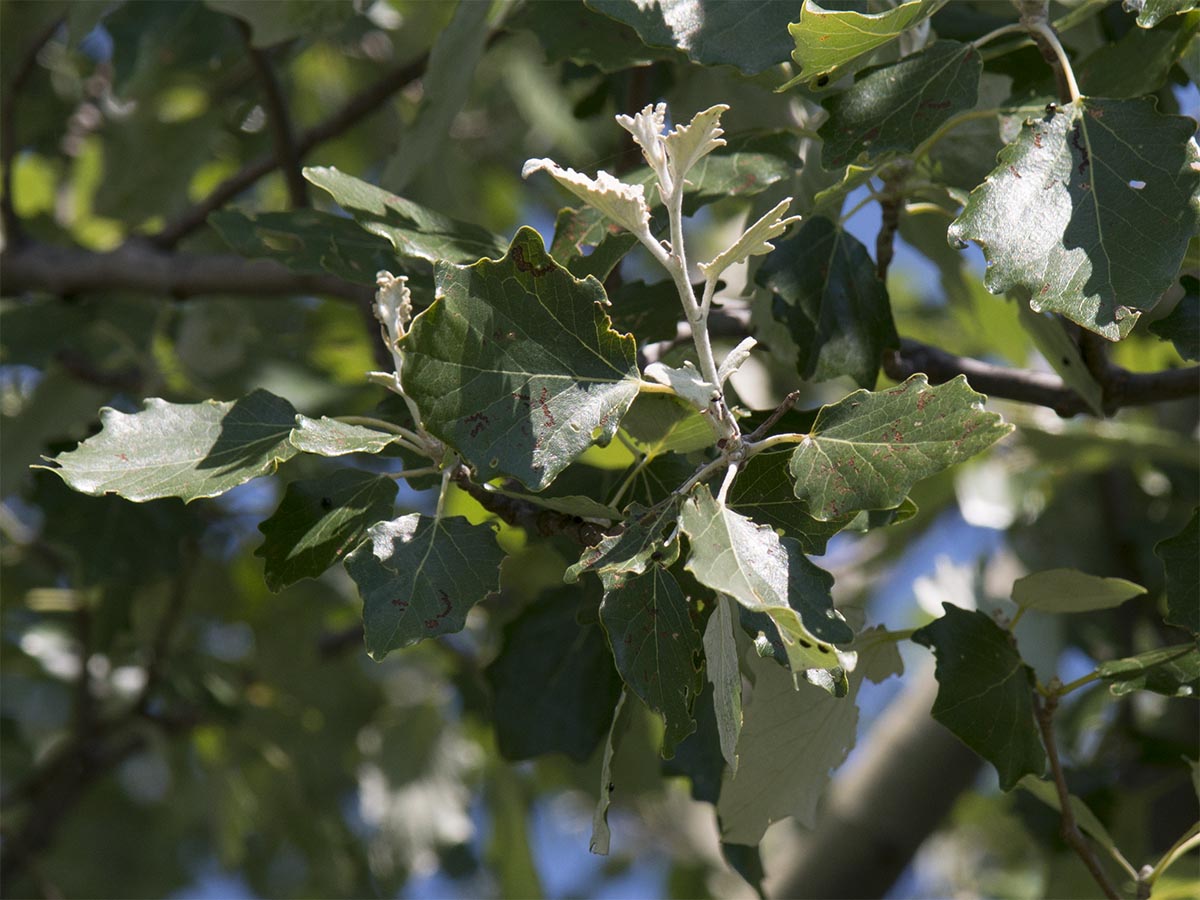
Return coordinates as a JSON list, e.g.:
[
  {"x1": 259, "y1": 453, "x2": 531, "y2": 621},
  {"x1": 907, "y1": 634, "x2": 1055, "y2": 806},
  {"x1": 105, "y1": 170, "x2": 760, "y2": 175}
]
[
  {"x1": 481, "y1": 486, "x2": 621, "y2": 522},
  {"x1": 1149, "y1": 276, "x2": 1199, "y2": 361},
  {"x1": 344, "y1": 514, "x2": 503, "y2": 660},
  {"x1": 590, "y1": 690, "x2": 632, "y2": 855},
  {"x1": 399, "y1": 227, "x2": 641, "y2": 491},
  {"x1": 1016, "y1": 301, "x2": 1105, "y2": 416},
  {"x1": 947, "y1": 98, "x2": 1200, "y2": 340},
  {"x1": 39, "y1": 389, "x2": 299, "y2": 503},
  {"x1": 551, "y1": 216, "x2": 640, "y2": 284},
  {"x1": 204, "y1": 0, "x2": 355, "y2": 46},
  {"x1": 727, "y1": 448, "x2": 850, "y2": 555},
  {"x1": 783, "y1": 0, "x2": 949, "y2": 91},
  {"x1": 912, "y1": 604, "x2": 1046, "y2": 791},
  {"x1": 600, "y1": 566, "x2": 703, "y2": 757},
  {"x1": 586, "y1": 0, "x2": 803, "y2": 75},
  {"x1": 566, "y1": 498, "x2": 684, "y2": 584},
  {"x1": 663, "y1": 682, "x2": 726, "y2": 805},
  {"x1": 621, "y1": 393, "x2": 717, "y2": 456},
  {"x1": 680, "y1": 486, "x2": 856, "y2": 689},
  {"x1": 486, "y1": 583, "x2": 623, "y2": 762},
  {"x1": 289, "y1": 416, "x2": 398, "y2": 457},
  {"x1": 1077, "y1": 10, "x2": 1200, "y2": 98},
  {"x1": 1098, "y1": 643, "x2": 1200, "y2": 698},
  {"x1": 256, "y1": 470, "x2": 398, "y2": 592},
  {"x1": 703, "y1": 593, "x2": 743, "y2": 772},
  {"x1": 607, "y1": 280, "x2": 686, "y2": 344},
  {"x1": 1017, "y1": 775, "x2": 1123, "y2": 858},
  {"x1": 303, "y1": 166, "x2": 507, "y2": 265},
  {"x1": 788, "y1": 374, "x2": 1012, "y2": 521},
  {"x1": 1011, "y1": 568, "x2": 1147, "y2": 615},
  {"x1": 756, "y1": 215, "x2": 898, "y2": 389},
  {"x1": 1156, "y1": 511, "x2": 1199, "y2": 634},
  {"x1": 1134, "y1": 0, "x2": 1199, "y2": 29},
  {"x1": 209, "y1": 209, "x2": 396, "y2": 285},
  {"x1": 511, "y1": 0, "x2": 679, "y2": 72},
  {"x1": 819, "y1": 41, "x2": 982, "y2": 170}
]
